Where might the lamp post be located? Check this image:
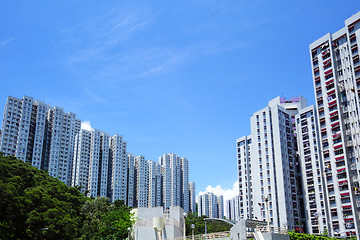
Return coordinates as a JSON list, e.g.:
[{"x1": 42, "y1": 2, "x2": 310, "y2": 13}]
[
  {"x1": 35, "y1": 227, "x2": 48, "y2": 240},
  {"x1": 183, "y1": 212, "x2": 188, "y2": 240},
  {"x1": 191, "y1": 224, "x2": 195, "y2": 240},
  {"x1": 205, "y1": 219, "x2": 207, "y2": 239},
  {"x1": 127, "y1": 227, "x2": 131, "y2": 240},
  {"x1": 262, "y1": 195, "x2": 270, "y2": 233}
]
